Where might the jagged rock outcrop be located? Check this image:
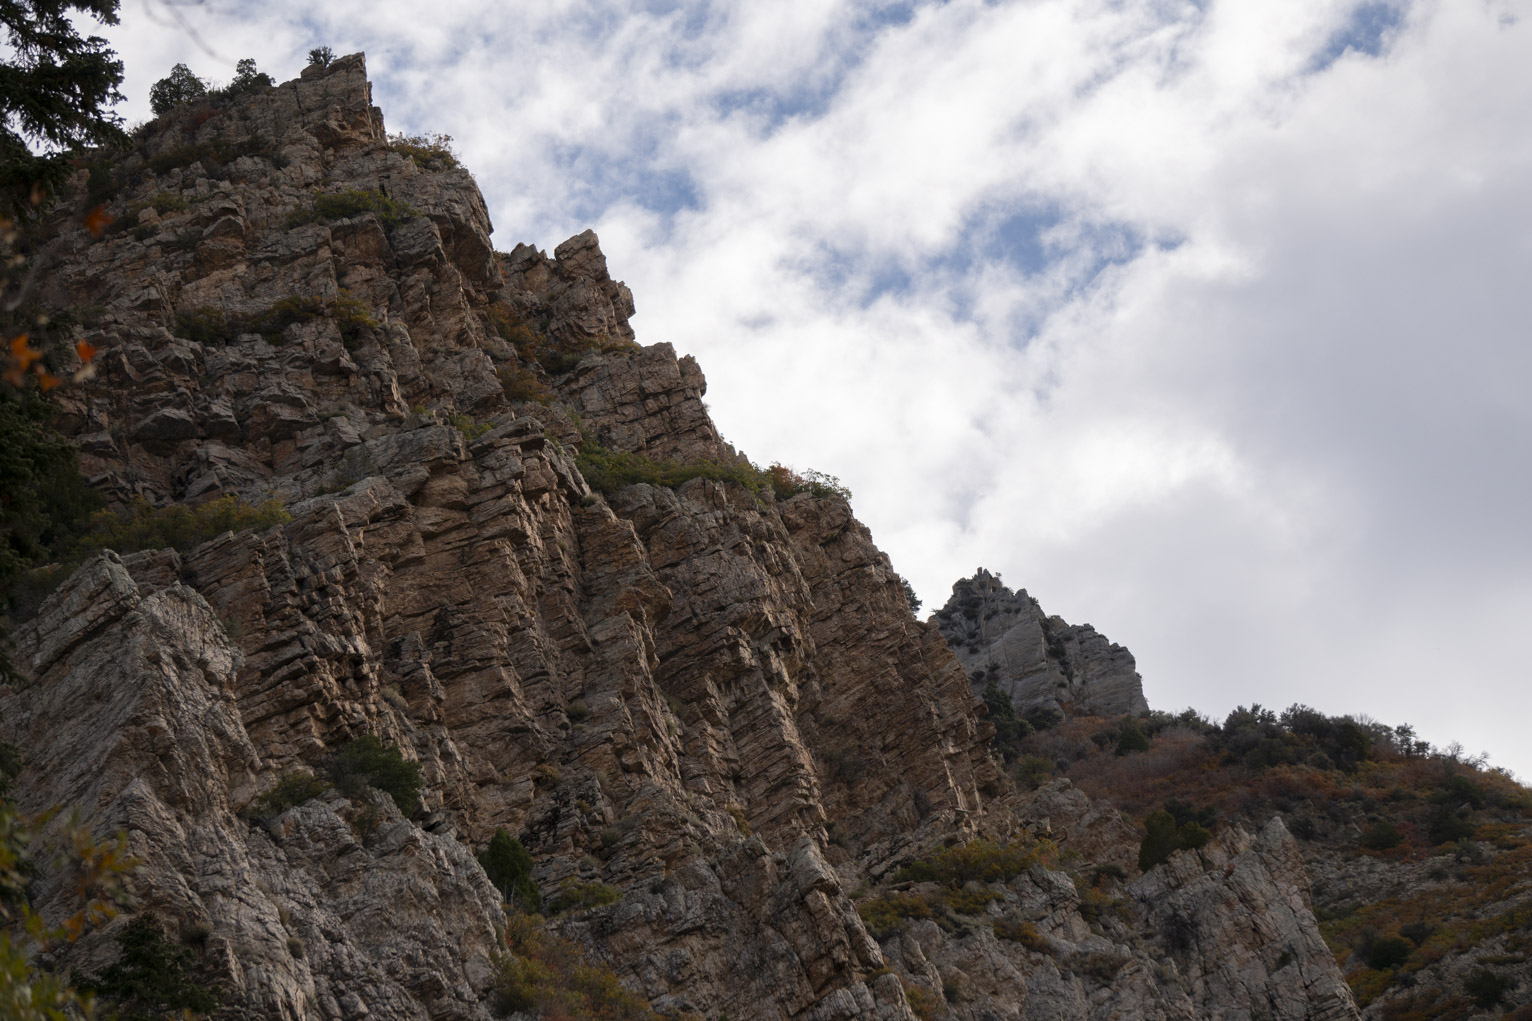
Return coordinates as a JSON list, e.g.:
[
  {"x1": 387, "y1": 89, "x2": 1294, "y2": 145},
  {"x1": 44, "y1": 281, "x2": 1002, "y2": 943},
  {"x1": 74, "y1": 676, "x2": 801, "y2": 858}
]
[
  {"x1": 1, "y1": 55, "x2": 1357, "y2": 1021},
  {"x1": 934, "y1": 569, "x2": 1148, "y2": 719},
  {"x1": 872, "y1": 818, "x2": 1354, "y2": 1021}
]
